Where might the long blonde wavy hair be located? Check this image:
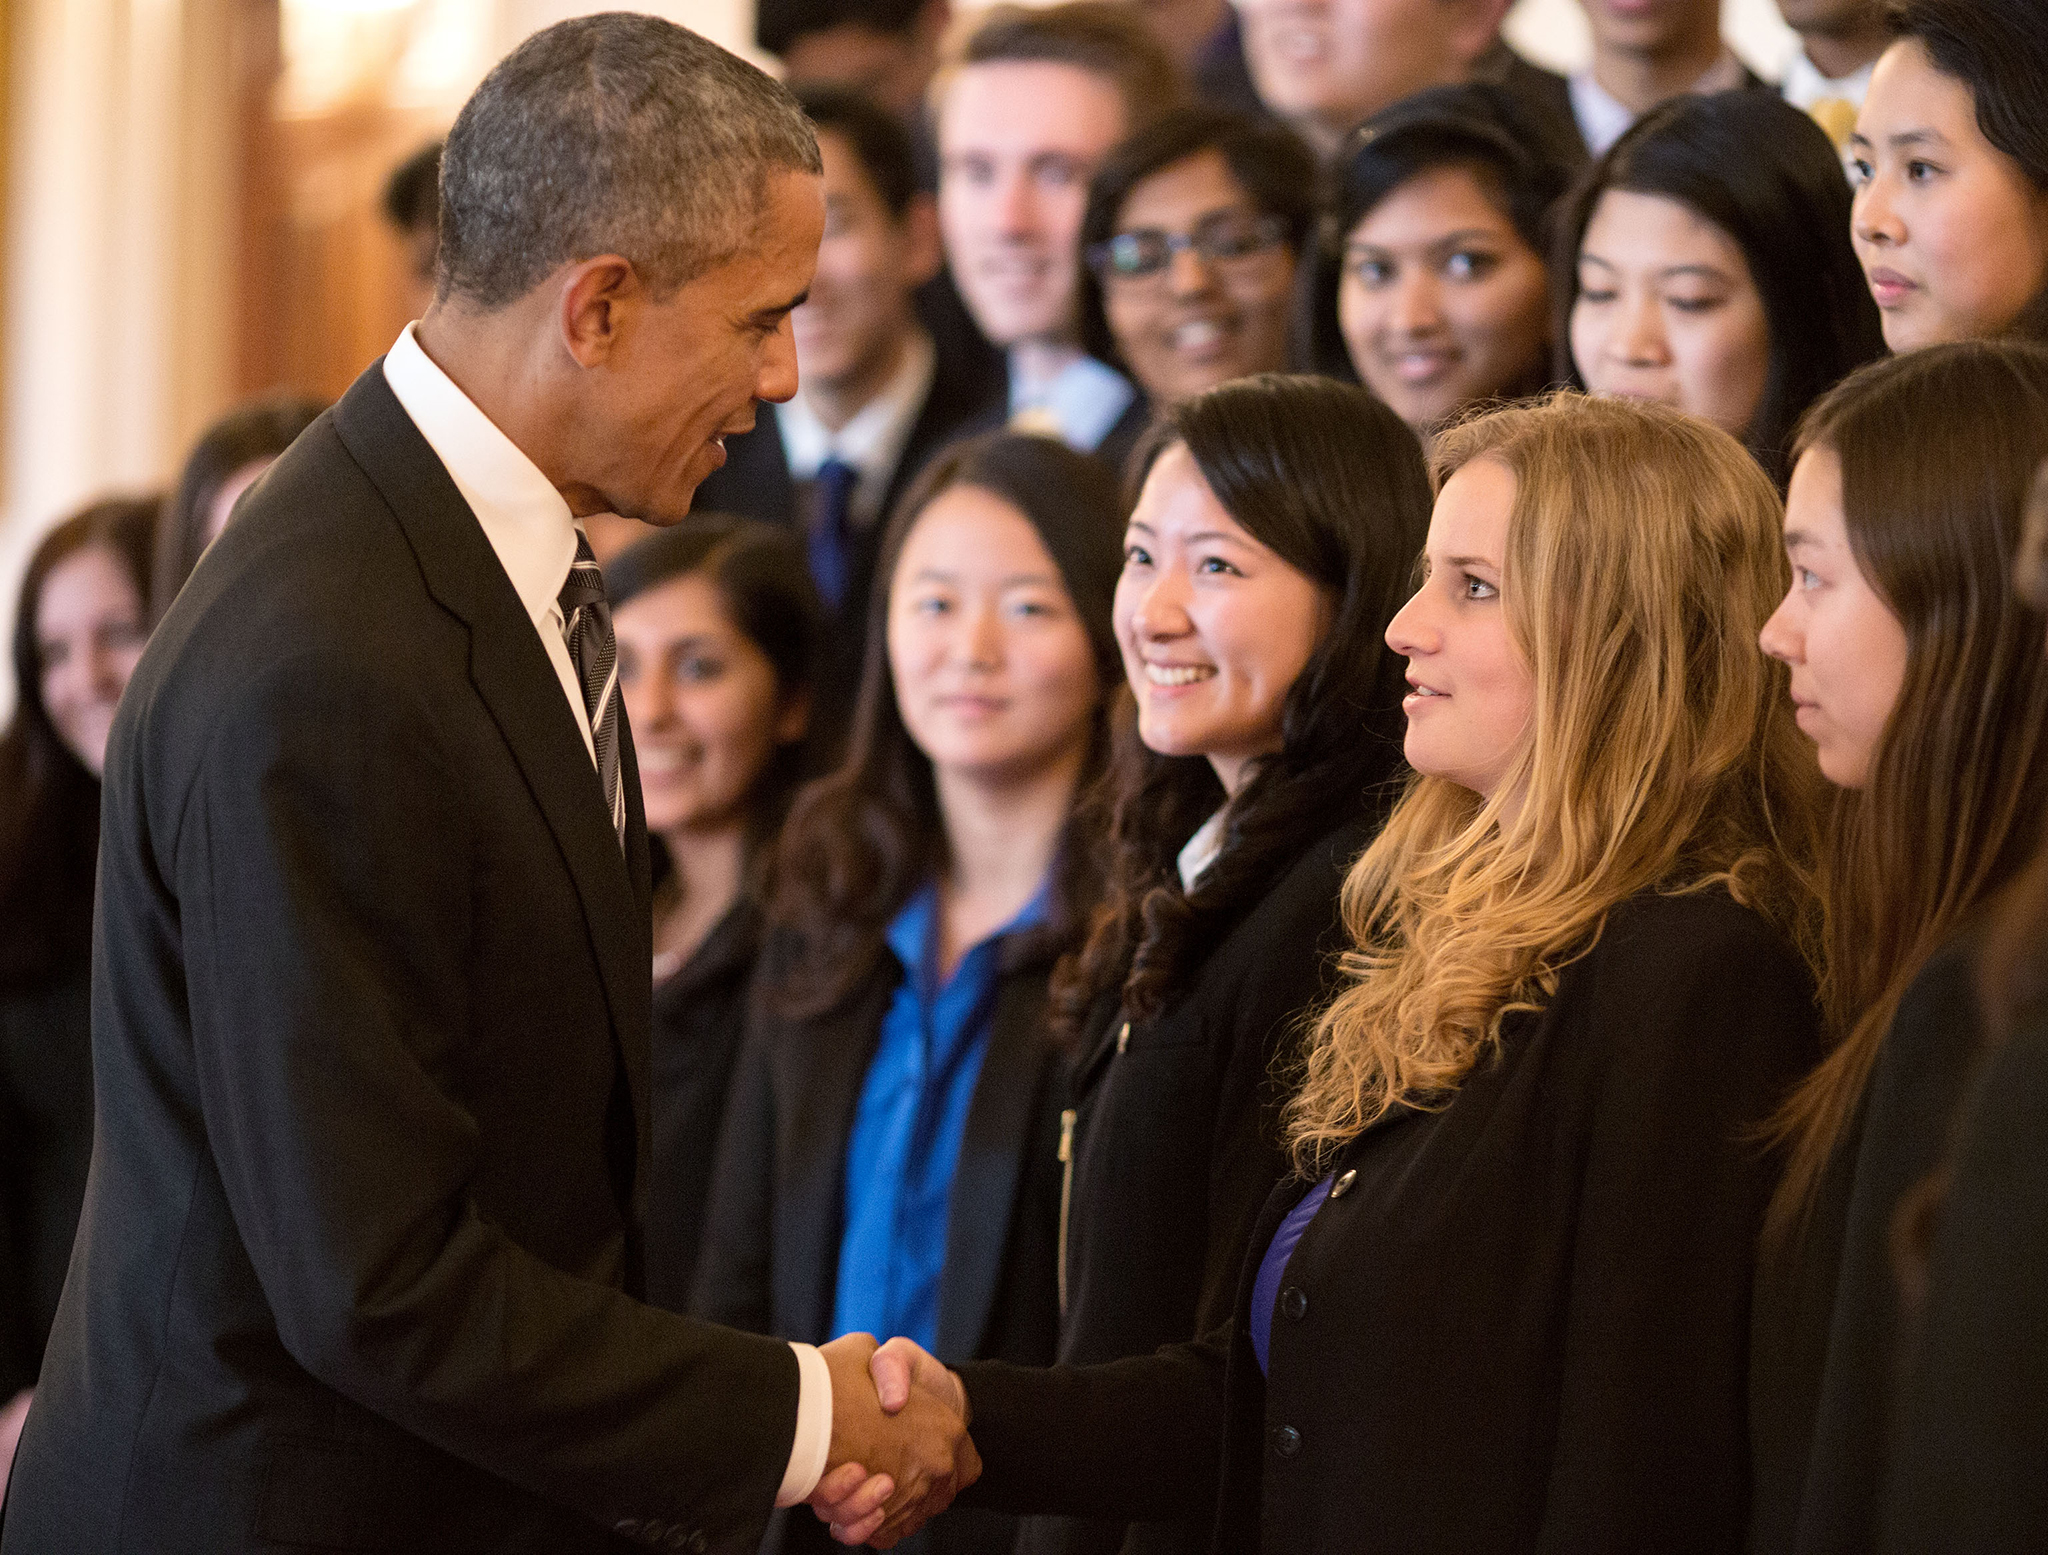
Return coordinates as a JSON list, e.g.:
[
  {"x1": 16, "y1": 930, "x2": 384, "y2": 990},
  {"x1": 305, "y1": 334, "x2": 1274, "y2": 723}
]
[{"x1": 1286, "y1": 393, "x2": 1827, "y2": 1170}]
